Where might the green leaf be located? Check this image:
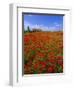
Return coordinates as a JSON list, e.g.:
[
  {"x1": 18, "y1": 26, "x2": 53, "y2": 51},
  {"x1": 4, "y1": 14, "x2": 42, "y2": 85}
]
[{"x1": 57, "y1": 65, "x2": 63, "y2": 73}]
